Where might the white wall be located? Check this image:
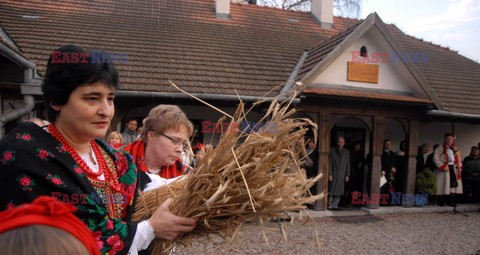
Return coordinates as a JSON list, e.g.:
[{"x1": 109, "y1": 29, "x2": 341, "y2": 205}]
[
  {"x1": 384, "y1": 118, "x2": 408, "y2": 152},
  {"x1": 311, "y1": 26, "x2": 428, "y2": 98}
]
